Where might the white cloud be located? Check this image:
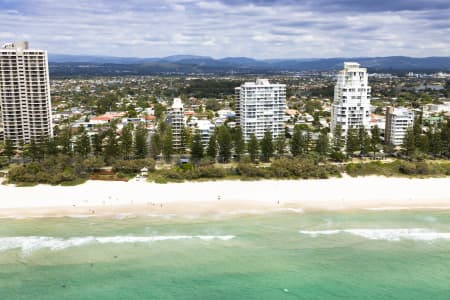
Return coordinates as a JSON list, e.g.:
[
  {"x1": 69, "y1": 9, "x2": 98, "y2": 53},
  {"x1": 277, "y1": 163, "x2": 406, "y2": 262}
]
[{"x1": 0, "y1": 0, "x2": 448, "y2": 58}]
